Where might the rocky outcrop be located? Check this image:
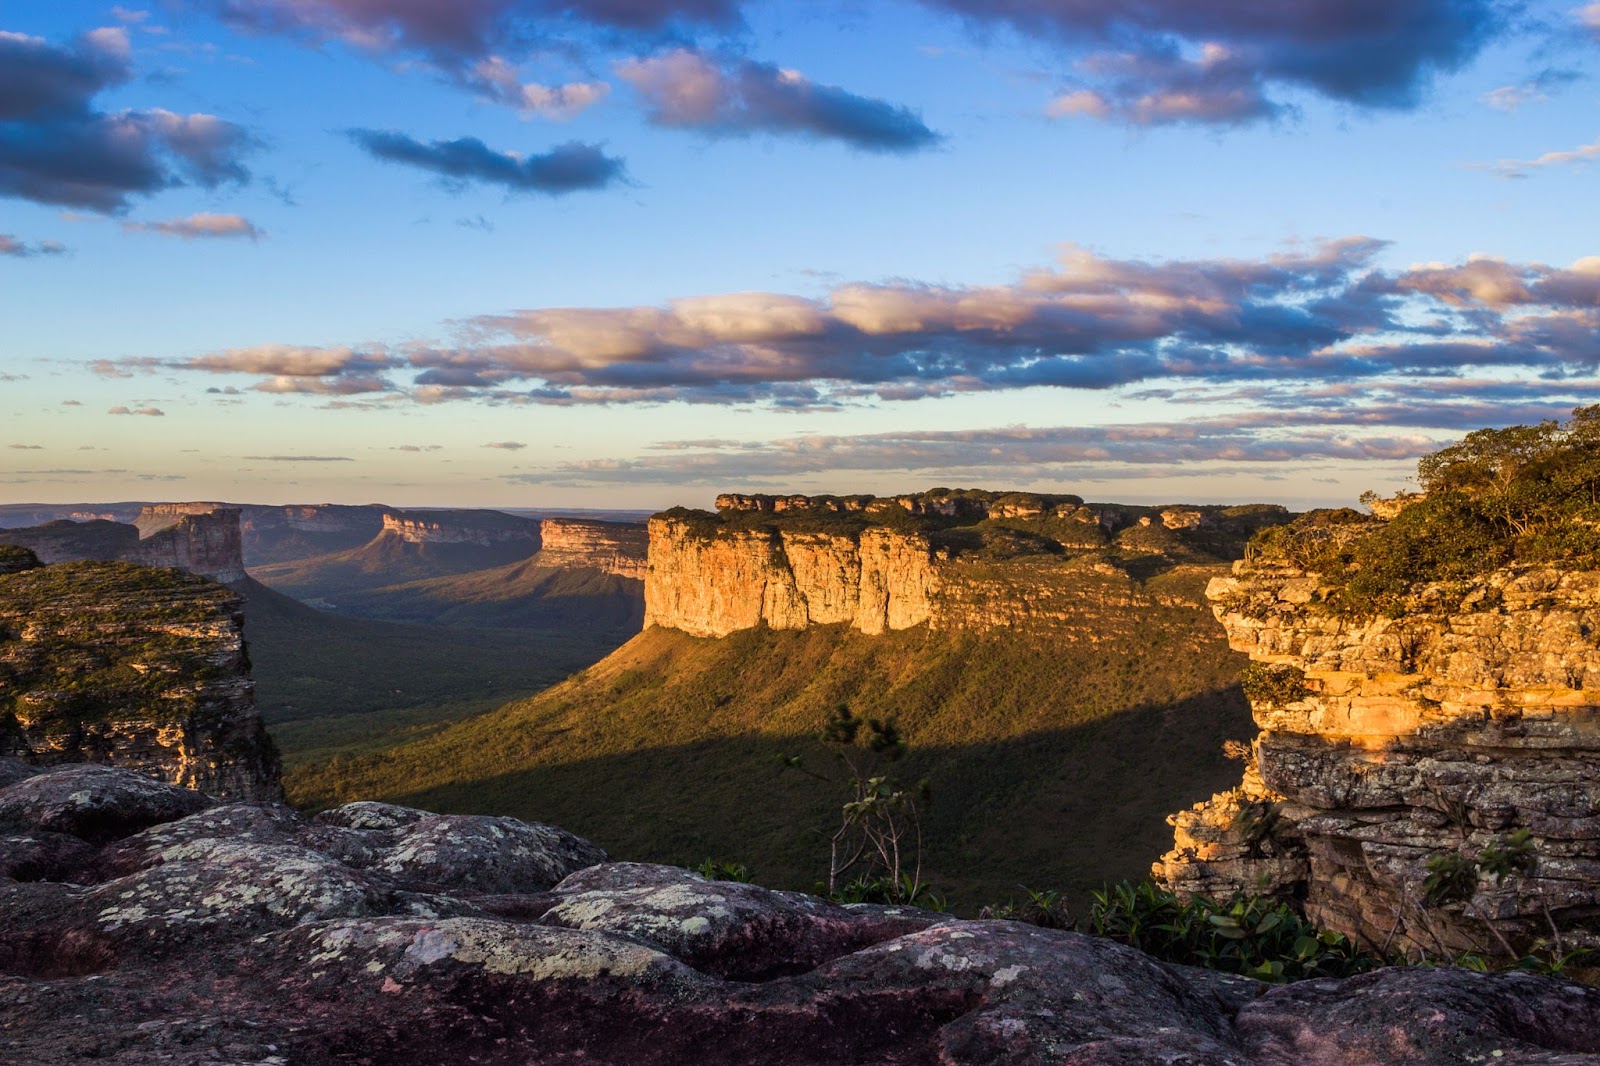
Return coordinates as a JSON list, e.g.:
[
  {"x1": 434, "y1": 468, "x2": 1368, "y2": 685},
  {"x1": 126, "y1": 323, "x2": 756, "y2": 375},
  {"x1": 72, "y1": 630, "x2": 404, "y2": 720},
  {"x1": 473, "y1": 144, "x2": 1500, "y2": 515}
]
[
  {"x1": 0, "y1": 506, "x2": 247, "y2": 585},
  {"x1": 537, "y1": 518, "x2": 647, "y2": 579},
  {"x1": 4, "y1": 762, "x2": 1600, "y2": 1065},
  {"x1": 381, "y1": 509, "x2": 540, "y2": 548},
  {"x1": 644, "y1": 518, "x2": 938, "y2": 637},
  {"x1": 1156, "y1": 561, "x2": 1600, "y2": 958},
  {"x1": 0, "y1": 561, "x2": 279, "y2": 800}
]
